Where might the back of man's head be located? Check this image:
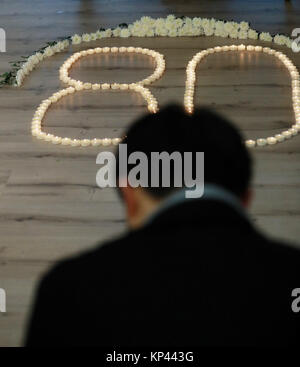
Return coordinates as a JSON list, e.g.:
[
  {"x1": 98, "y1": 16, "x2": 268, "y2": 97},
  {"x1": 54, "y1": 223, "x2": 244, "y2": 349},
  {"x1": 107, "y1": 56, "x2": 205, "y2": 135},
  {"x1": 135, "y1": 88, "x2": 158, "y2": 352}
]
[{"x1": 117, "y1": 104, "x2": 252, "y2": 201}]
